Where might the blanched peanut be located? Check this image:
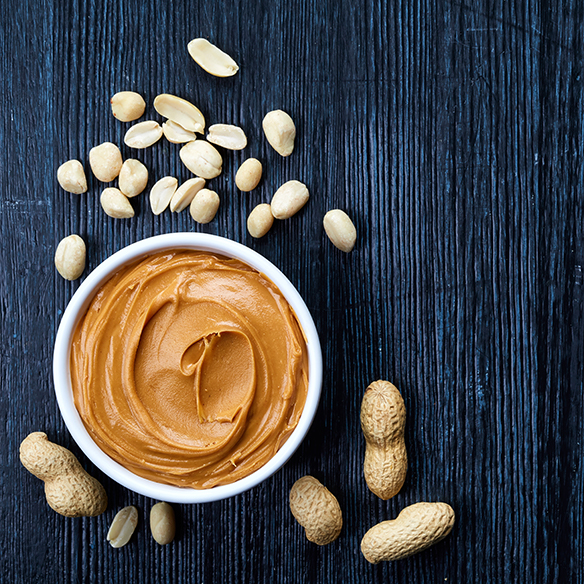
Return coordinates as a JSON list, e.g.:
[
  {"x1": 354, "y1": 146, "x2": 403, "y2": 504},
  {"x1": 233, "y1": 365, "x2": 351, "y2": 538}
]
[
  {"x1": 180, "y1": 140, "x2": 222, "y2": 179},
  {"x1": 150, "y1": 502, "x2": 175, "y2": 545},
  {"x1": 100, "y1": 187, "x2": 134, "y2": 218},
  {"x1": 118, "y1": 159, "x2": 148, "y2": 198},
  {"x1": 207, "y1": 124, "x2": 247, "y2": 150},
  {"x1": 247, "y1": 204, "x2": 273, "y2": 238},
  {"x1": 323, "y1": 209, "x2": 357, "y2": 253},
  {"x1": 57, "y1": 160, "x2": 87, "y2": 194},
  {"x1": 150, "y1": 176, "x2": 178, "y2": 215},
  {"x1": 170, "y1": 177, "x2": 205, "y2": 212},
  {"x1": 235, "y1": 158, "x2": 262, "y2": 192},
  {"x1": 124, "y1": 121, "x2": 163, "y2": 149},
  {"x1": 262, "y1": 110, "x2": 296, "y2": 157},
  {"x1": 154, "y1": 94, "x2": 205, "y2": 134},
  {"x1": 54, "y1": 235, "x2": 86, "y2": 280},
  {"x1": 107, "y1": 506, "x2": 138, "y2": 548},
  {"x1": 187, "y1": 38, "x2": 239, "y2": 77},
  {"x1": 89, "y1": 142, "x2": 123, "y2": 182},
  {"x1": 270, "y1": 180, "x2": 309, "y2": 219},
  {"x1": 190, "y1": 188, "x2": 220, "y2": 224},
  {"x1": 110, "y1": 91, "x2": 146, "y2": 122},
  {"x1": 163, "y1": 120, "x2": 198, "y2": 144}
]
